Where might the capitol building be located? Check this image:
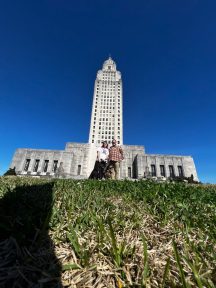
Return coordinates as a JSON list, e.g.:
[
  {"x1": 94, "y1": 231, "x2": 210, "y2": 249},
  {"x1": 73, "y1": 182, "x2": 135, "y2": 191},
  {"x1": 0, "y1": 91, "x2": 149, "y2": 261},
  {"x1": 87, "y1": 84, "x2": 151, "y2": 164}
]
[{"x1": 10, "y1": 58, "x2": 198, "y2": 180}]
